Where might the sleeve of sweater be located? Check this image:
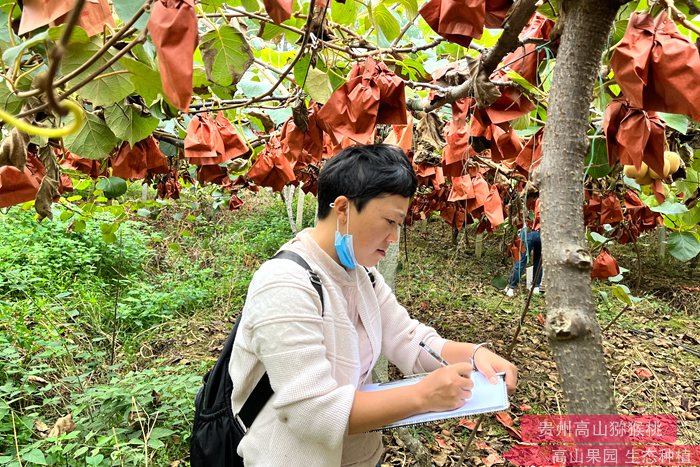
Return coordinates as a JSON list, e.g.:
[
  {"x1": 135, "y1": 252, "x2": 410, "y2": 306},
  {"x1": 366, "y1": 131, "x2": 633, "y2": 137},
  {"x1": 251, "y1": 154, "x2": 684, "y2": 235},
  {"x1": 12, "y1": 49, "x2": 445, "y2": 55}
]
[
  {"x1": 370, "y1": 268, "x2": 448, "y2": 375},
  {"x1": 242, "y1": 261, "x2": 355, "y2": 450}
]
